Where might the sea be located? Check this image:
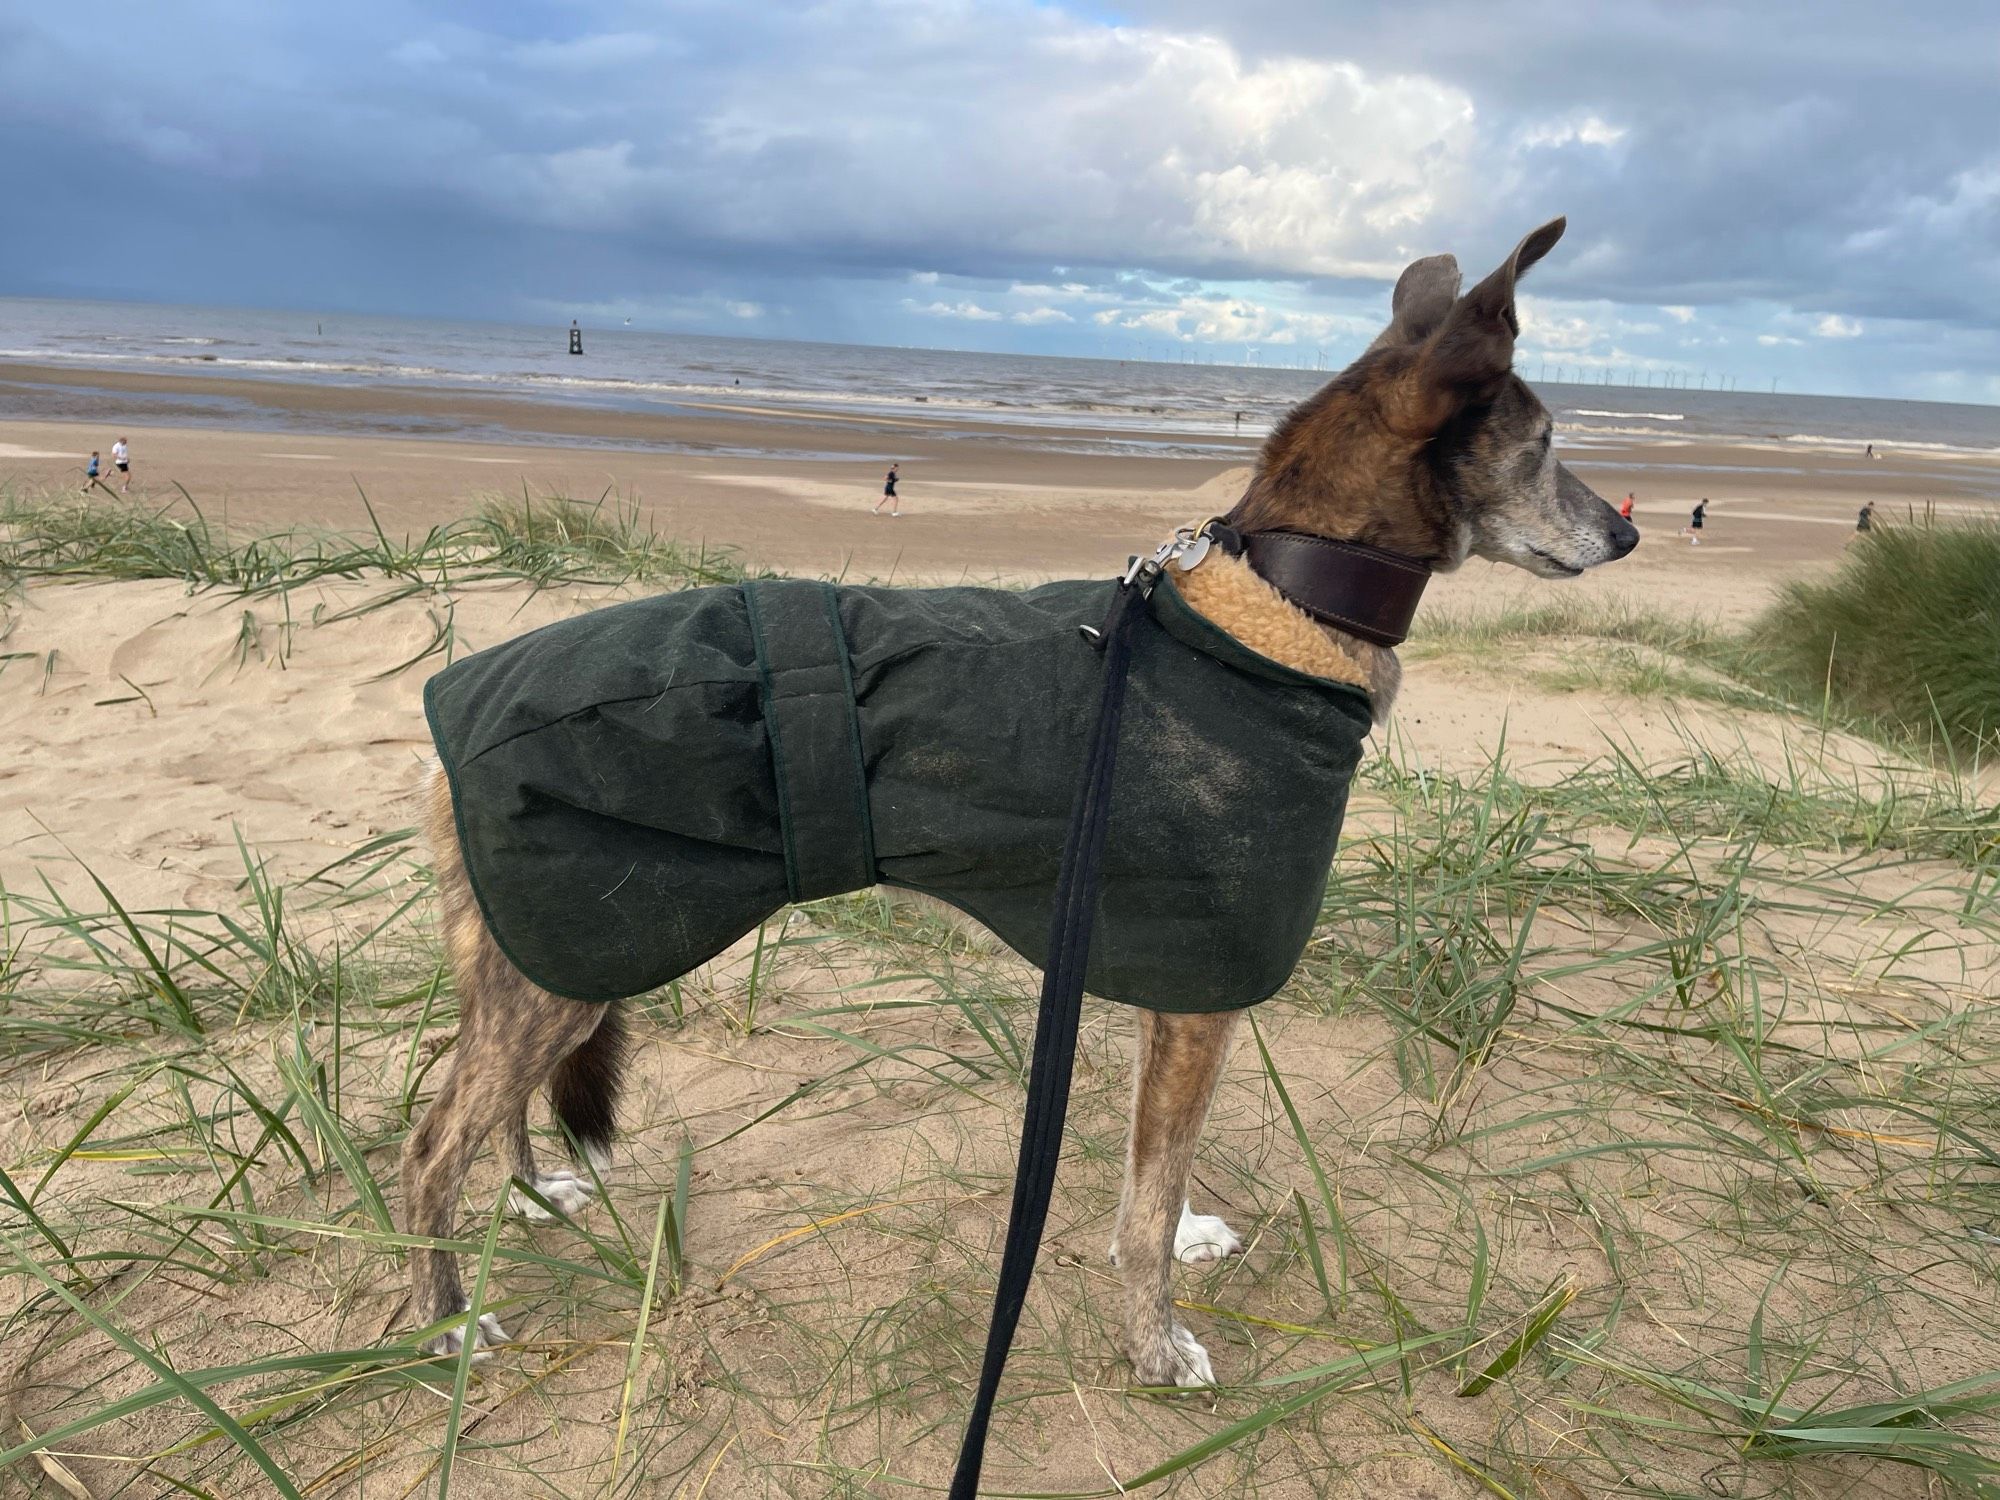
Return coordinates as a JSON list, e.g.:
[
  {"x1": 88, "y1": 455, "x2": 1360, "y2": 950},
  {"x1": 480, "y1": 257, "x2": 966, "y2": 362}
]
[{"x1": 2, "y1": 296, "x2": 1996, "y2": 462}]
